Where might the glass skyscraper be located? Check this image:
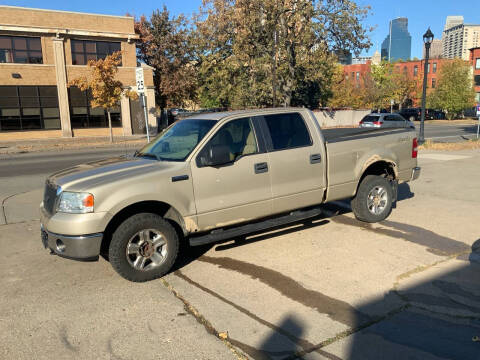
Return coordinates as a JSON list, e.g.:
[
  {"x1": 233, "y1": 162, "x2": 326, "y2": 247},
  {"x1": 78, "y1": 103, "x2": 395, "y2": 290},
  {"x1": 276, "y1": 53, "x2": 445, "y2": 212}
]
[{"x1": 381, "y1": 18, "x2": 412, "y2": 61}]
